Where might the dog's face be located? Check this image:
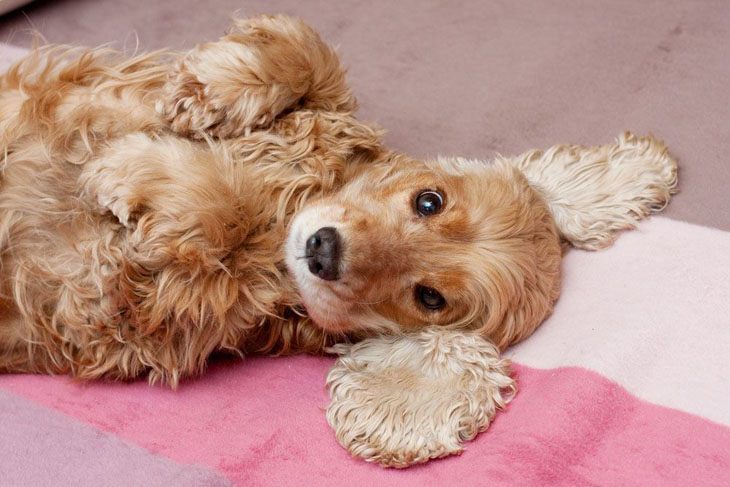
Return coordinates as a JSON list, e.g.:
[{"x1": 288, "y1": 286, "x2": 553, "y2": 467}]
[{"x1": 285, "y1": 155, "x2": 562, "y2": 348}]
